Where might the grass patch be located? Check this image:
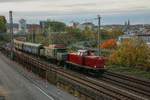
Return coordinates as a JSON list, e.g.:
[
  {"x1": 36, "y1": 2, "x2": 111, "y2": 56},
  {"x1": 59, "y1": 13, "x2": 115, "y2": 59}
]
[{"x1": 108, "y1": 65, "x2": 150, "y2": 80}]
